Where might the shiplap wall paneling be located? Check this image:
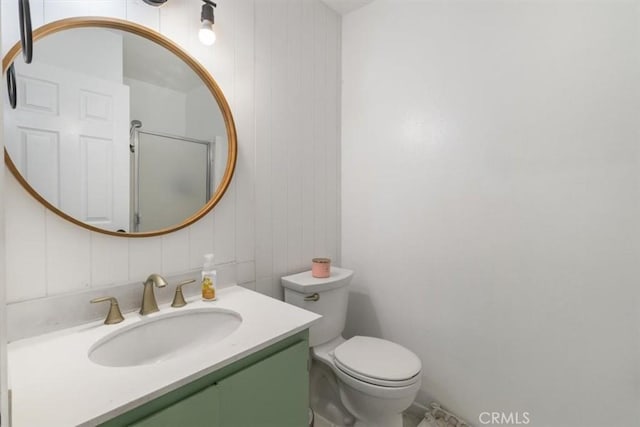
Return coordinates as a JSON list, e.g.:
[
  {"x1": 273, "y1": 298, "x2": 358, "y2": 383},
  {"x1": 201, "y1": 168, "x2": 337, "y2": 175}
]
[{"x1": 2, "y1": 0, "x2": 341, "y2": 308}]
